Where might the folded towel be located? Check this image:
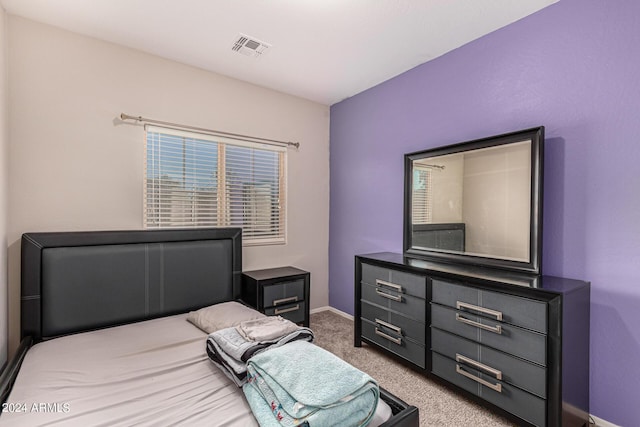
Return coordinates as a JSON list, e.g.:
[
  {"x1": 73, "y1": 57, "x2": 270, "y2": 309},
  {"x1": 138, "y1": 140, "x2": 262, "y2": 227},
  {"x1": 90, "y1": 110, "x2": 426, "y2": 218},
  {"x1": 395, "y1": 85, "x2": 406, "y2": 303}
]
[
  {"x1": 243, "y1": 340, "x2": 379, "y2": 427},
  {"x1": 206, "y1": 337, "x2": 248, "y2": 387},
  {"x1": 237, "y1": 316, "x2": 301, "y2": 342},
  {"x1": 207, "y1": 323, "x2": 314, "y2": 387}
]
